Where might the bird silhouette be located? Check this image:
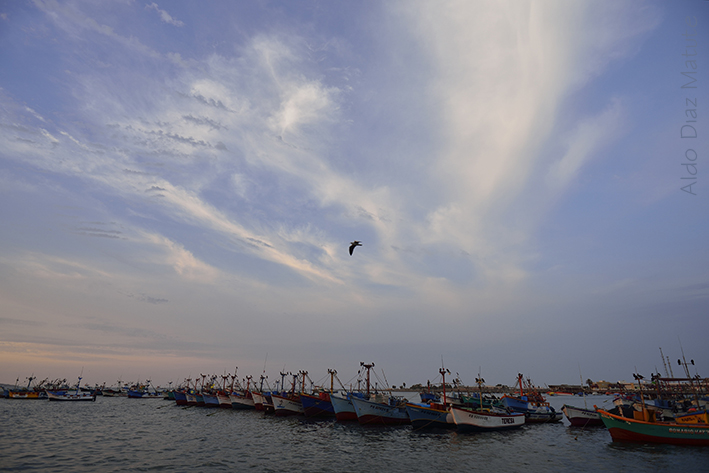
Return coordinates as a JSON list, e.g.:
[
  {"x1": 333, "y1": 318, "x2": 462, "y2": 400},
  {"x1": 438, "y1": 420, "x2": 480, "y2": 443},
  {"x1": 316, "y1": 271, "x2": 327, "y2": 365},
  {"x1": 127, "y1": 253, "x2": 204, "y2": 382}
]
[{"x1": 349, "y1": 241, "x2": 362, "y2": 255}]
